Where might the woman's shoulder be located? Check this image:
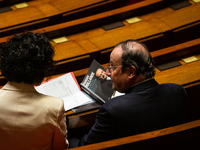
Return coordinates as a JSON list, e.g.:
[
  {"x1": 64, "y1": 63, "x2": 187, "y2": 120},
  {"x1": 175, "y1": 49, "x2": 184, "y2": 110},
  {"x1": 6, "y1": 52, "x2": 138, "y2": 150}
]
[{"x1": 36, "y1": 93, "x2": 64, "y2": 109}]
